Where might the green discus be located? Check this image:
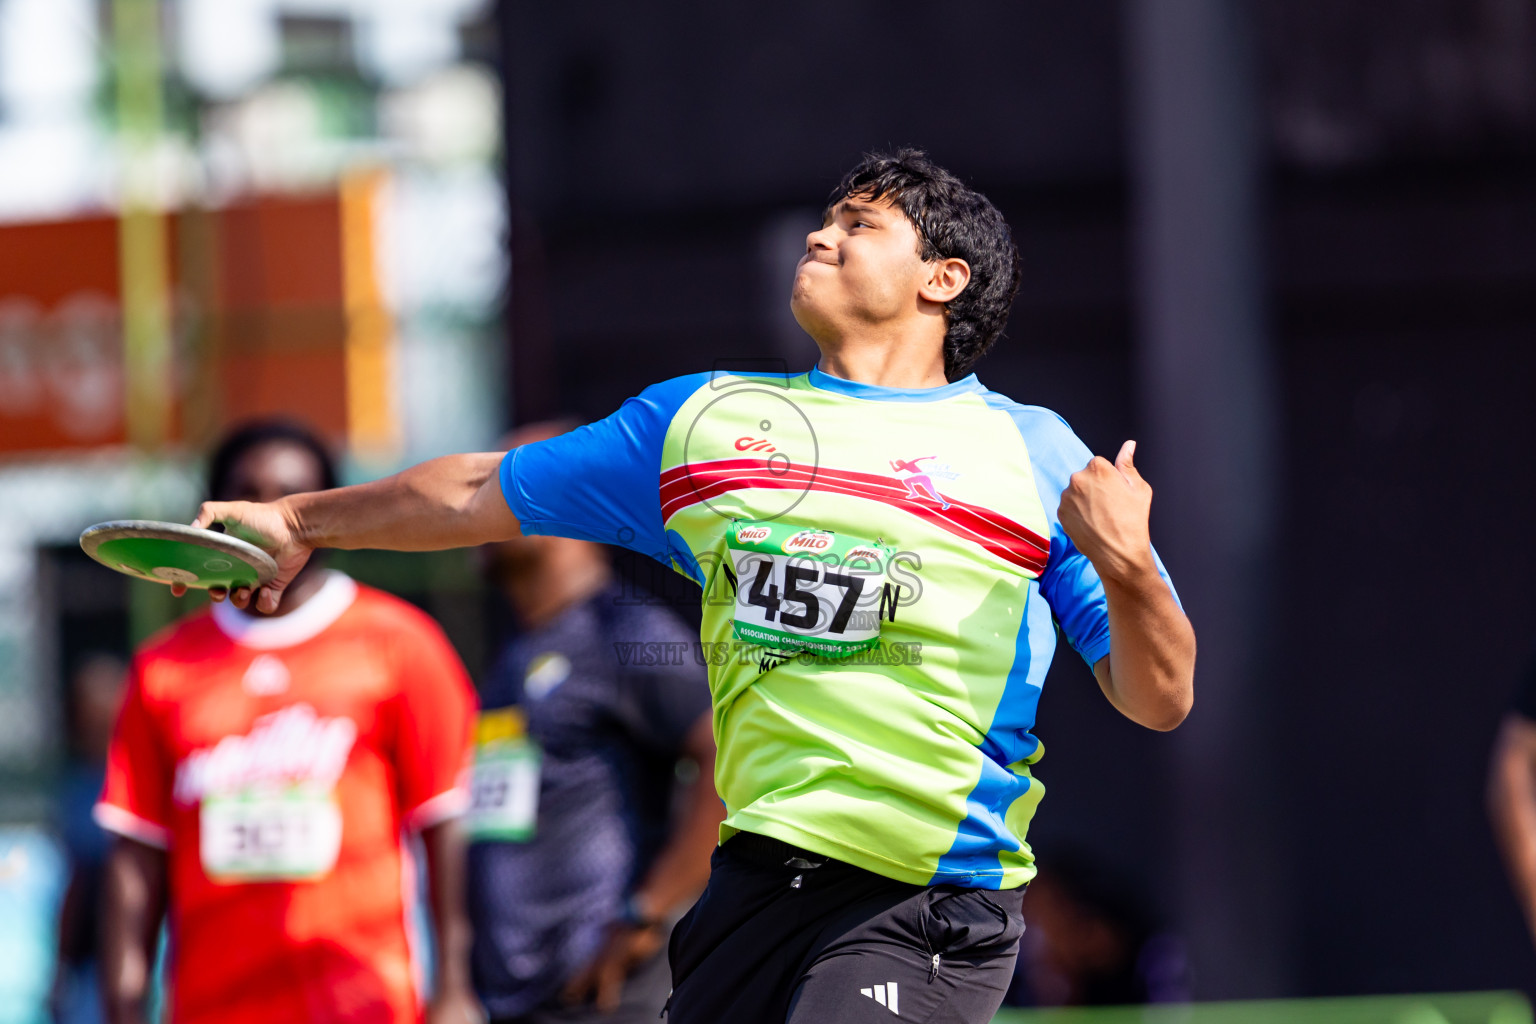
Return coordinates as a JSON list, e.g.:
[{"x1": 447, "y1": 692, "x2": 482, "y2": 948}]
[{"x1": 79, "y1": 520, "x2": 279, "y2": 591}]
